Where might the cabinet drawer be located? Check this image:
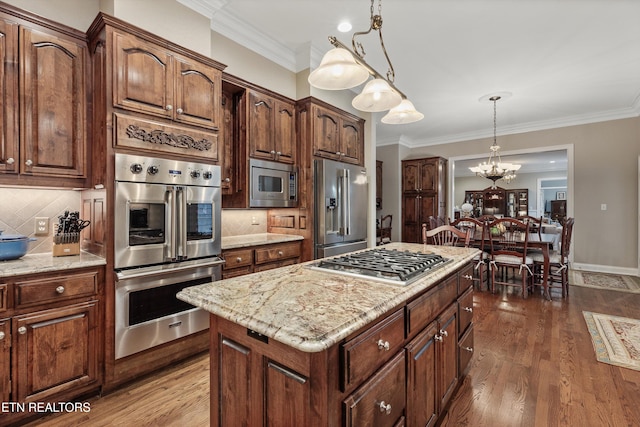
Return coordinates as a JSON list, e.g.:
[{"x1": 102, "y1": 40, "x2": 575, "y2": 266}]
[
  {"x1": 254, "y1": 257, "x2": 297, "y2": 273},
  {"x1": 223, "y1": 249, "x2": 254, "y2": 269},
  {"x1": 255, "y1": 242, "x2": 300, "y2": 264},
  {"x1": 222, "y1": 266, "x2": 254, "y2": 279},
  {"x1": 341, "y1": 309, "x2": 405, "y2": 391},
  {"x1": 459, "y1": 325, "x2": 474, "y2": 375},
  {"x1": 458, "y1": 286, "x2": 473, "y2": 338},
  {"x1": 15, "y1": 271, "x2": 98, "y2": 308},
  {"x1": 458, "y1": 263, "x2": 474, "y2": 295},
  {"x1": 406, "y1": 274, "x2": 457, "y2": 336},
  {"x1": 343, "y1": 350, "x2": 405, "y2": 427}
]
